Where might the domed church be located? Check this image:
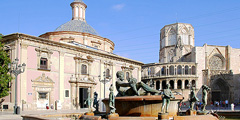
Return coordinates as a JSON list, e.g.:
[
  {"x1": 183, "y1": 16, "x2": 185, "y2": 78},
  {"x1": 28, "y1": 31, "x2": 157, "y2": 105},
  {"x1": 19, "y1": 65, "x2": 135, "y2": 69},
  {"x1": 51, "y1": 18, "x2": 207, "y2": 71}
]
[{"x1": 1, "y1": 0, "x2": 143, "y2": 110}]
